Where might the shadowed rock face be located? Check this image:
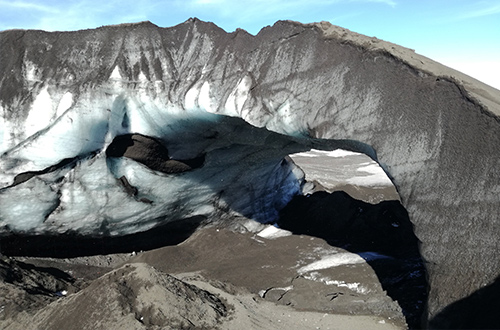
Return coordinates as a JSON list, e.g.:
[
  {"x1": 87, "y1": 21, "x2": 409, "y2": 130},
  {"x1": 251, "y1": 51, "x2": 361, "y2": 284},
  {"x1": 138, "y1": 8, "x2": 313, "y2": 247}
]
[{"x1": 0, "y1": 19, "x2": 499, "y2": 325}]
